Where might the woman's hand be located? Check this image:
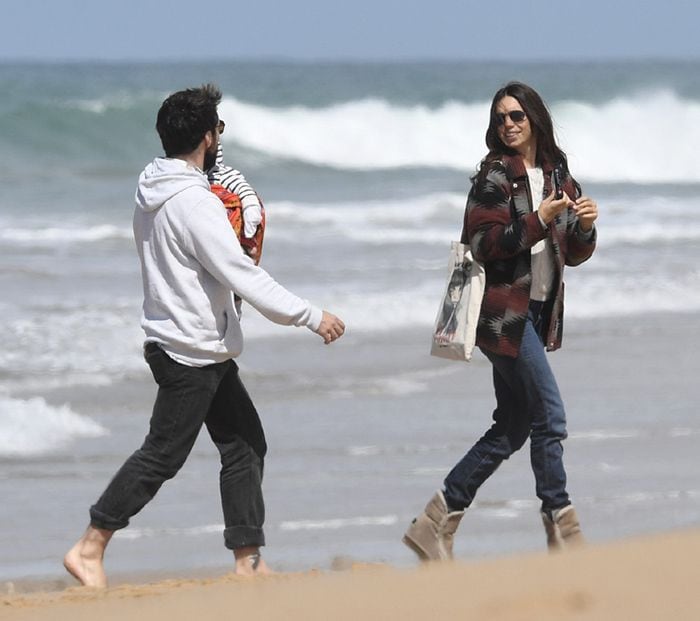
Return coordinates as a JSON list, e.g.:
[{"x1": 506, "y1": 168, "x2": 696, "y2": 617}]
[
  {"x1": 538, "y1": 190, "x2": 573, "y2": 225},
  {"x1": 573, "y1": 196, "x2": 598, "y2": 232}
]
